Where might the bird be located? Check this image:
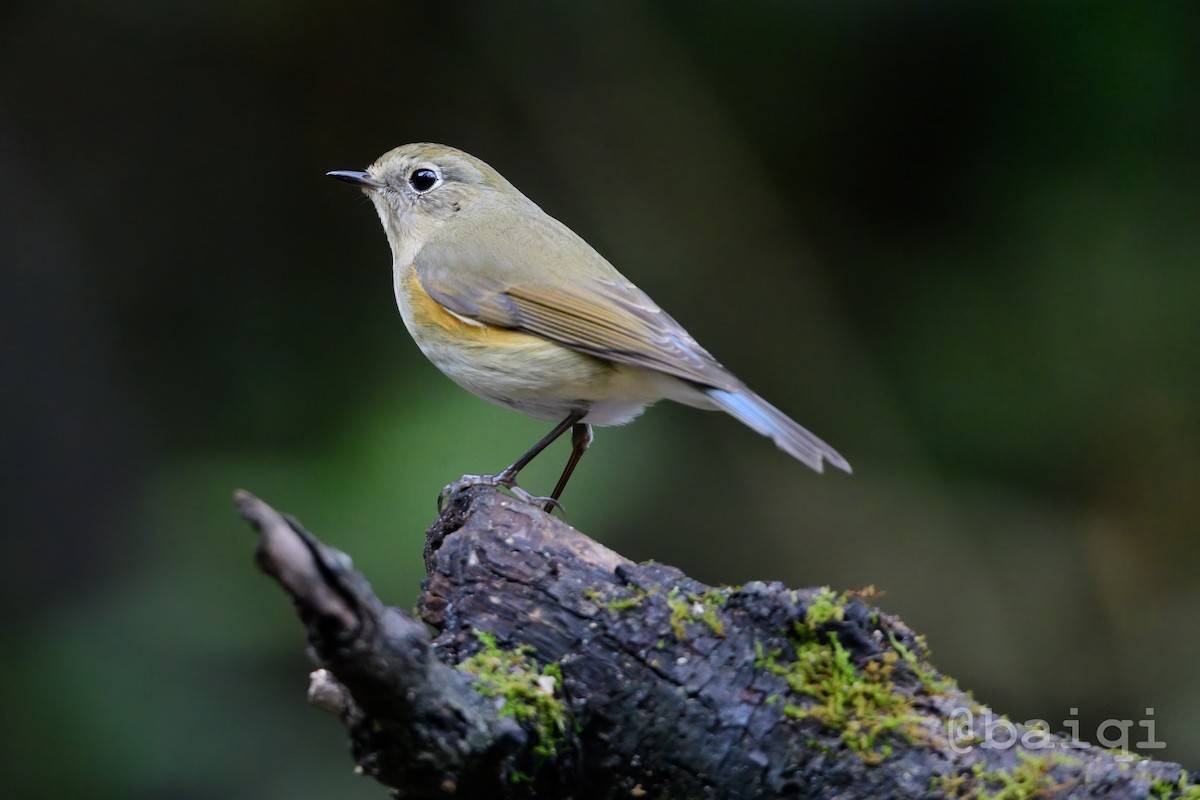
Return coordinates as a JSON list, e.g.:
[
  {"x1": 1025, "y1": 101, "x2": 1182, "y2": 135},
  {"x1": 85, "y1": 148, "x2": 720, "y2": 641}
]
[{"x1": 328, "y1": 143, "x2": 849, "y2": 511}]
